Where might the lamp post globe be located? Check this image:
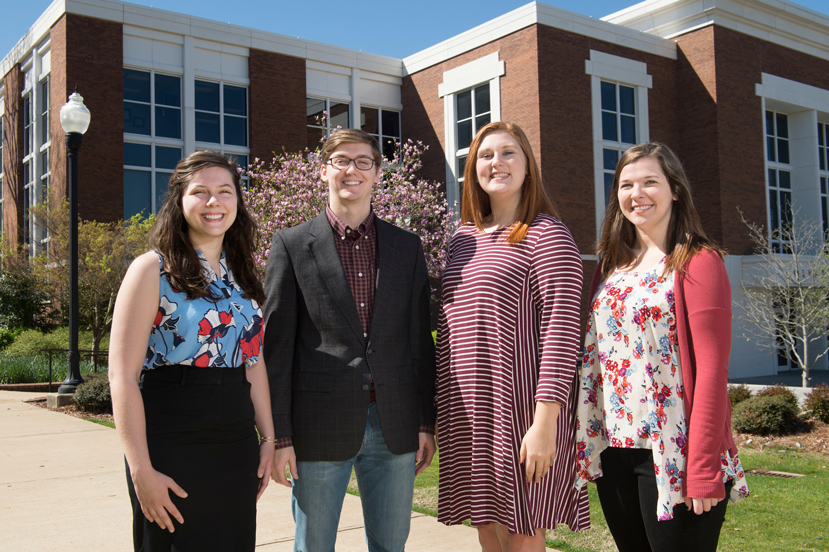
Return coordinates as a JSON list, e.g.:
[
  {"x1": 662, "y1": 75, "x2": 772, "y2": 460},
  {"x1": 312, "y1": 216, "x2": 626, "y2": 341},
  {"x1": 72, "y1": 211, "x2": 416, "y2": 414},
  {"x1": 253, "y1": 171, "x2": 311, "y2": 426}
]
[{"x1": 57, "y1": 91, "x2": 90, "y2": 394}]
